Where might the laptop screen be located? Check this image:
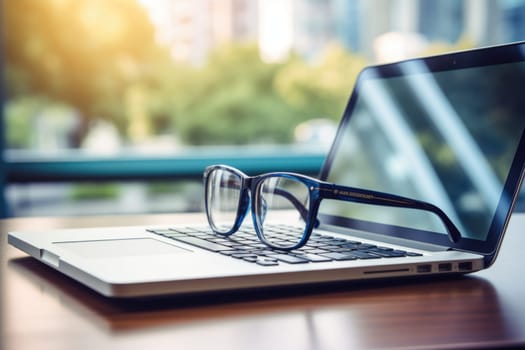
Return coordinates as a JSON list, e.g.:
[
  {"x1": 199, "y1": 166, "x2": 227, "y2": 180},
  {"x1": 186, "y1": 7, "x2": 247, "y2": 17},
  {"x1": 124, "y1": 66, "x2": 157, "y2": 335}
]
[{"x1": 319, "y1": 42, "x2": 525, "y2": 255}]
